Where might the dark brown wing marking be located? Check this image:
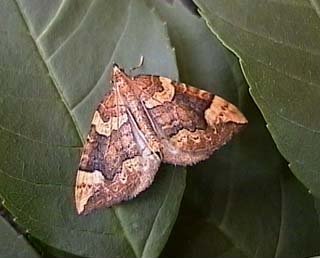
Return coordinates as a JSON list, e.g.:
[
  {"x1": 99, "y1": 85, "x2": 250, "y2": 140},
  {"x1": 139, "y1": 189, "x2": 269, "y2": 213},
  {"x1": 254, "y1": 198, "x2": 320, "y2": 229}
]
[
  {"x1": 75, "y1": 89, "x2": 161, "y2": 215},
  {"x1": 133, "y1": 75, "x2": 248, "y2": 165},
  {"x1": 75, "y1": 65, "x2": 247, "y2": 215}
]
